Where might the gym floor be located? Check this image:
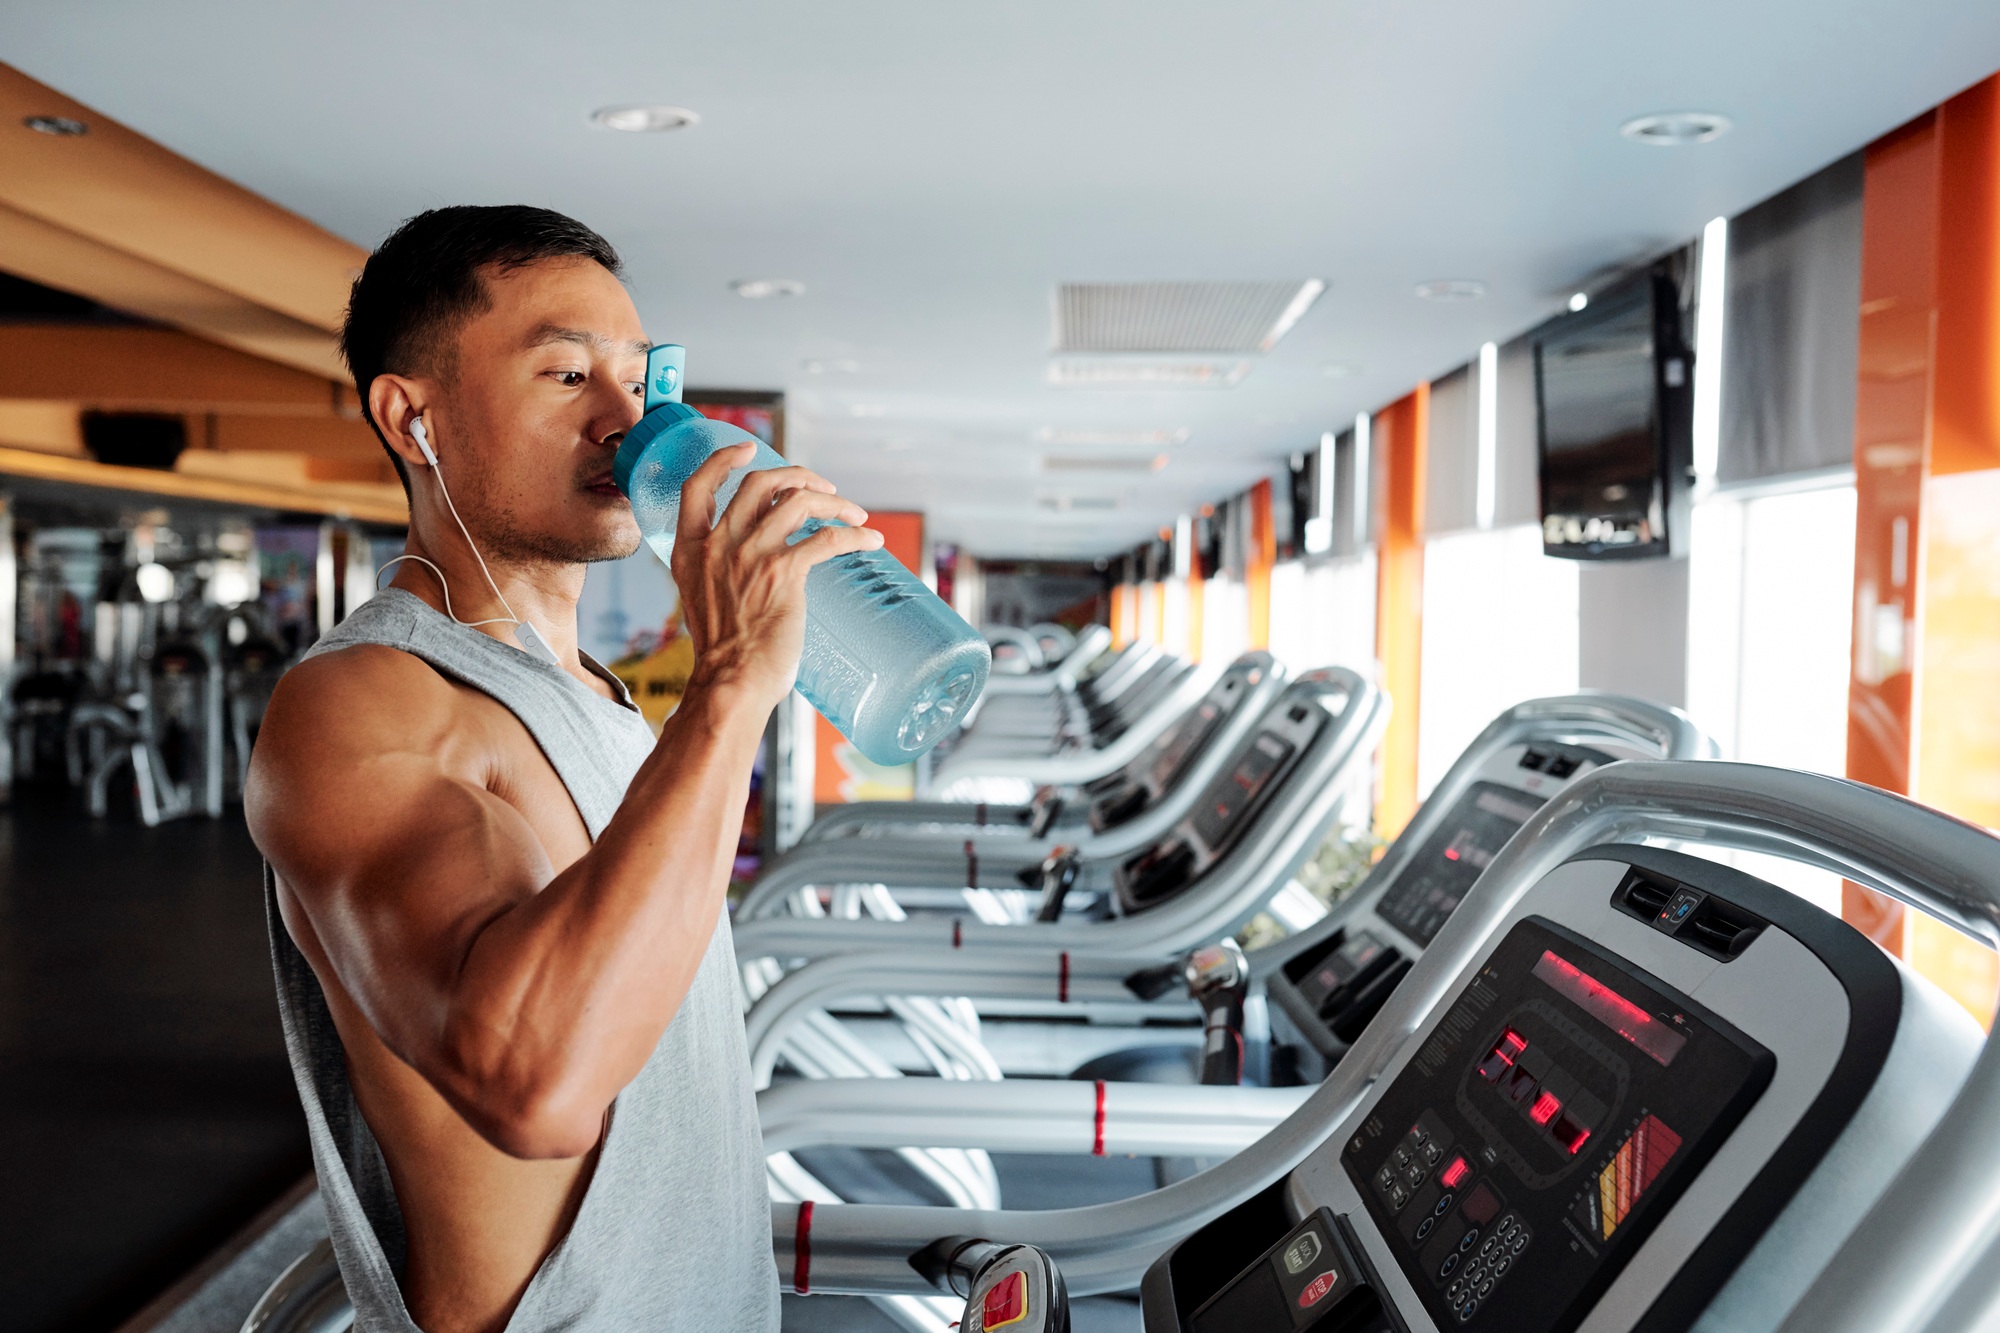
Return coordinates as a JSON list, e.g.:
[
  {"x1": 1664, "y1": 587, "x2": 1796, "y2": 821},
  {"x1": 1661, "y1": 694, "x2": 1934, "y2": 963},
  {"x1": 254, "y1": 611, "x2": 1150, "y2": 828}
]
[
  {"x1": 0, "y1": 792, "x2": 308, "y2": 1333},
  {"x1": 0, "y1": 792, "x2": 1148, "y2": 1333}
]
